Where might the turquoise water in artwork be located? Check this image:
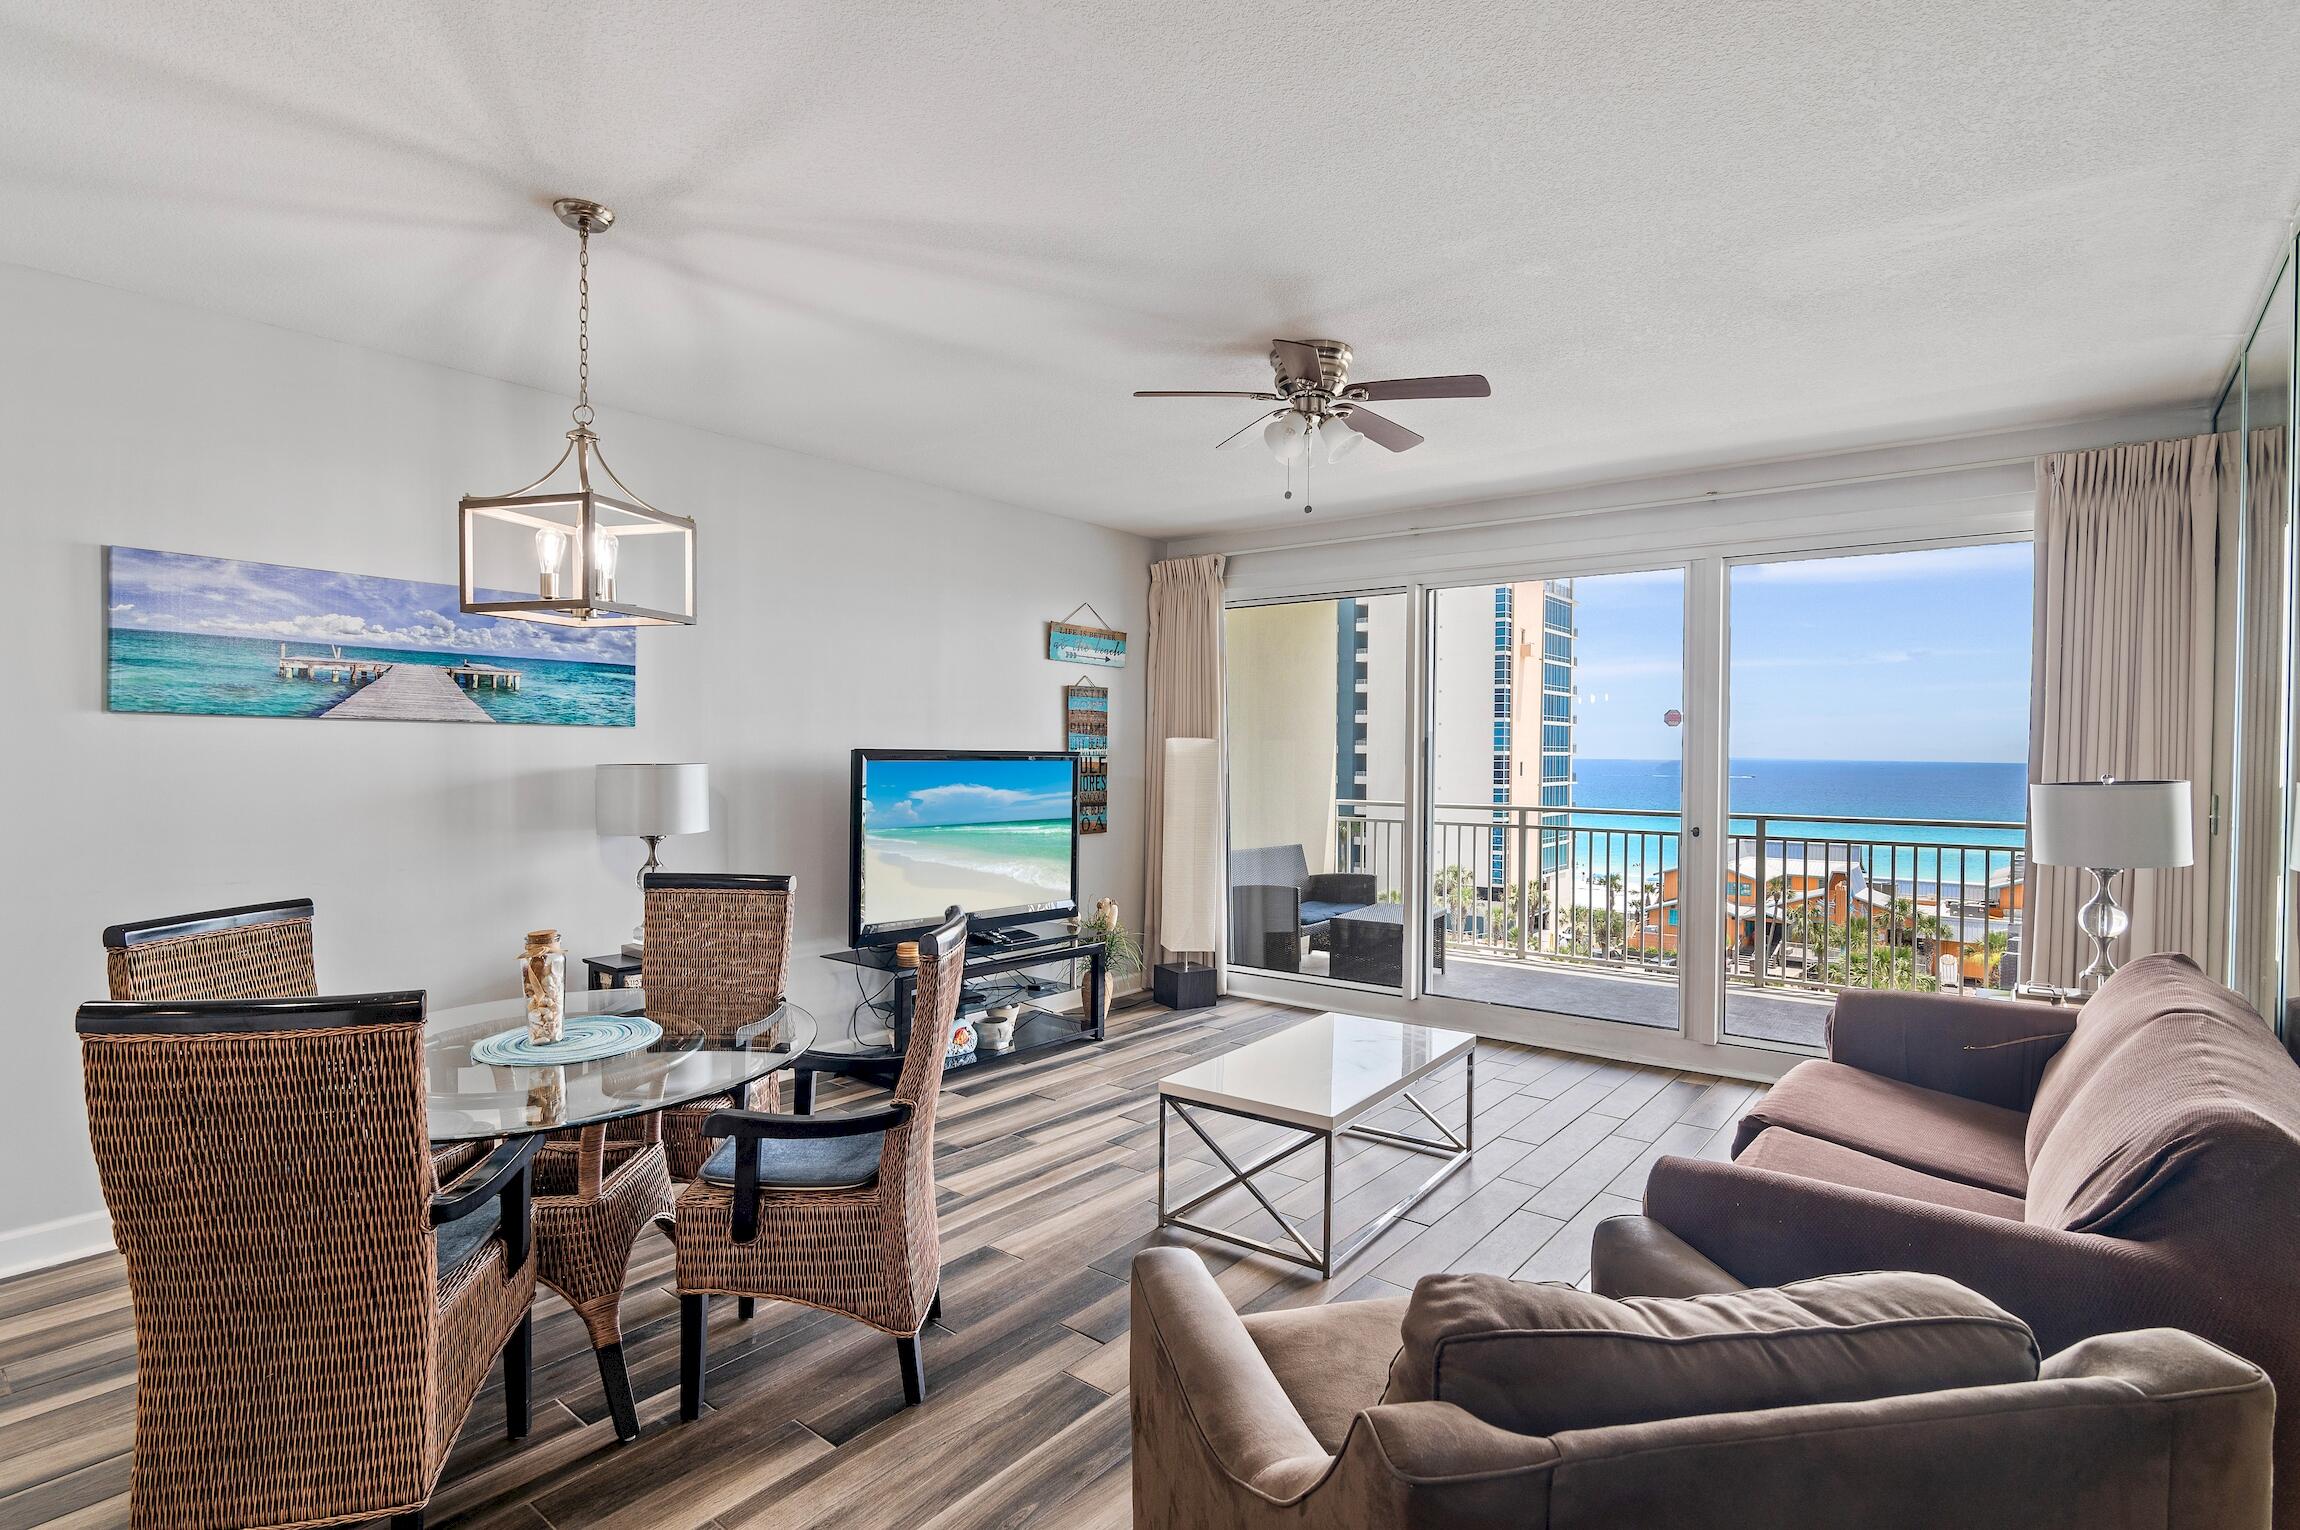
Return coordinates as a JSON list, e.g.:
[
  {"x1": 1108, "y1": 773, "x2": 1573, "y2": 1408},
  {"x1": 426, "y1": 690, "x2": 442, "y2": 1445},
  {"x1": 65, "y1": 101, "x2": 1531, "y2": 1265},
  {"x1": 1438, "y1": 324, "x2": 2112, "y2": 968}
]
[{"x1": 107, "y1": 628, "x2": 636, "y2": 727}]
